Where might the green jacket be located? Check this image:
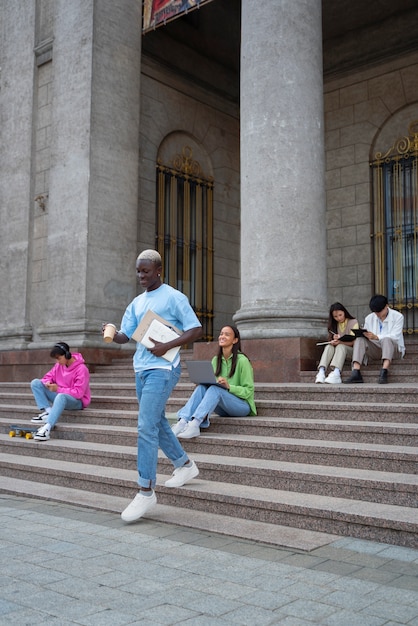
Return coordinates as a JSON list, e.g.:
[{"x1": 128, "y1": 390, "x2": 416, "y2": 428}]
[{"x1": 211, "y1": 352, "x2": 257, "y2": 416}]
